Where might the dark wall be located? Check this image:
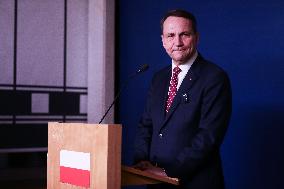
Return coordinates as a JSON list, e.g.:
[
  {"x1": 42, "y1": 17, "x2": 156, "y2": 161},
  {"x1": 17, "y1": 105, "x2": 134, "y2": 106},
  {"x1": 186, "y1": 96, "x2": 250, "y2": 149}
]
[{"x1": 118, "y1": 1, "x2": 284, "y2": 189}]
